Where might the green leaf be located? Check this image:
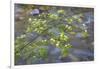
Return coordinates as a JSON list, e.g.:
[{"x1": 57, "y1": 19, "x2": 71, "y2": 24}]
[
  {"x1": 64, "y1": 44, "x2": 72, "y2": 48},
  {"x1": 50, "y1": 38, "x2": 56, "y2": 44},
  {"x1": 82, "y1": 31, "x2": 89, "y2": 38},
  {"x1": 39, "y1": 48, "x2": 48, "y2": 58},
  {"x1": 77, "y1": 18, "x2": 82, "y2": 23},
  {"x1": 61, "y1": 48, "x2": 68, "y2": 57},
  {"x1": 66, "y1": 18, "x2": 73, "y2": 24},
  {"x1": 59, "y1": 32, "x2": 69, "y2": 41},
  {"x1": 57, "y1": 10, "x2": 65, "y2": 14},
  {"x1": 48, "y1": 14, "x2": 59, "y2": 20}
]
